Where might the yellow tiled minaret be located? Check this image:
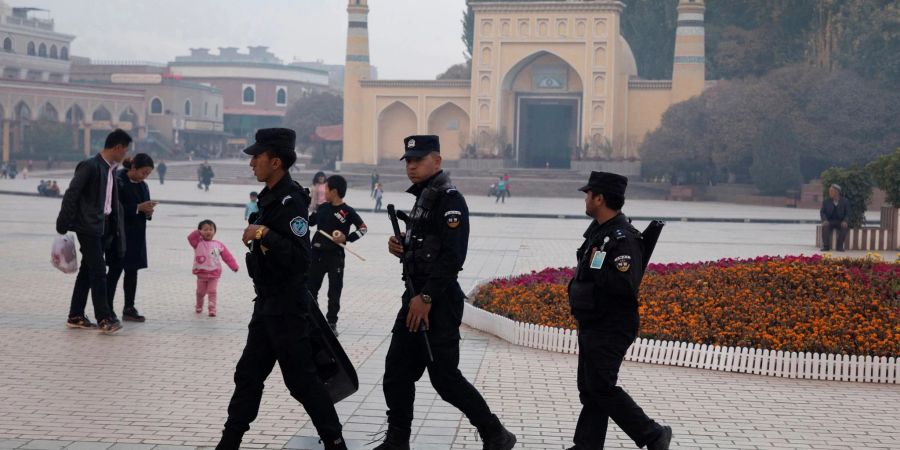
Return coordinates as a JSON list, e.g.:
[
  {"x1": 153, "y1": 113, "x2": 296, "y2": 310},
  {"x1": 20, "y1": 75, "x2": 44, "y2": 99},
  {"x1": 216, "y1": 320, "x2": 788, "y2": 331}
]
[
  {"x1": 670, "y1": 0, "x2": 706, "y2": 104},
  {"x1": 342, "y1": 0, "x2": 371, "y2": 164}
]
